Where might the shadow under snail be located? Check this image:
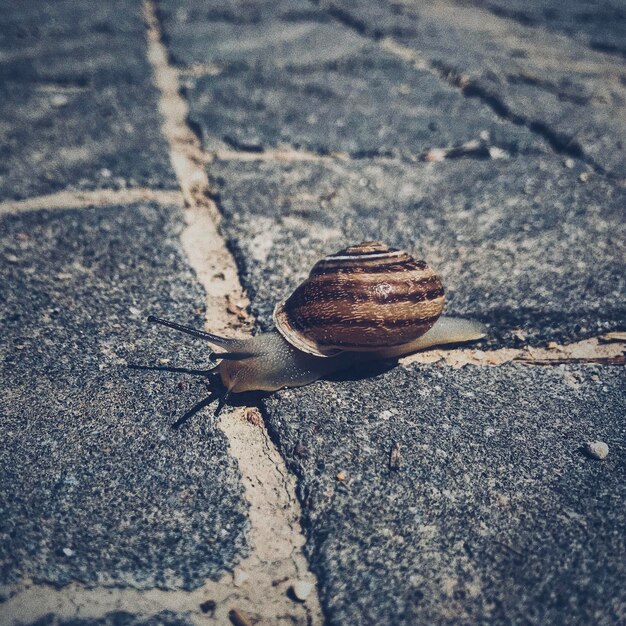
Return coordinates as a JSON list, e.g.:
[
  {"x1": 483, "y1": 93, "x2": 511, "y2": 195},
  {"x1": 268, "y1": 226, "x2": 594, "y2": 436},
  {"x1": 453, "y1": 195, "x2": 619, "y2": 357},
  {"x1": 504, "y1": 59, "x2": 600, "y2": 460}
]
[{"x1": 148, "y1": 242, "x2": 486, "y2": 395}]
